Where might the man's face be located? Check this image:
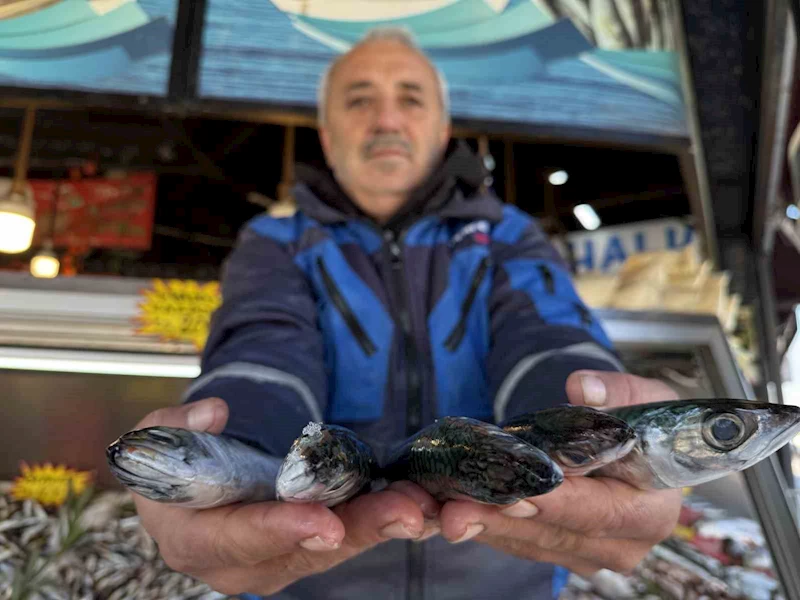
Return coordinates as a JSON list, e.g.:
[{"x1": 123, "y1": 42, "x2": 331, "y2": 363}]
[{"x1": 319, "y1": 40, "x2": 451, "y2": 222}]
